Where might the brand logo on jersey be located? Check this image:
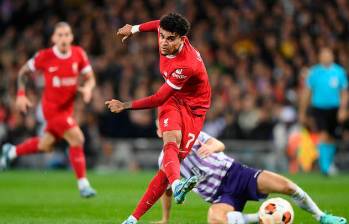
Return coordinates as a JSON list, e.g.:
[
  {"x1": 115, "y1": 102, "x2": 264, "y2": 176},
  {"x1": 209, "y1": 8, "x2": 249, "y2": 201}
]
[
  {"x1": 171, "y1": 69, "x2": 187, "y2": 79},
  {"x1": 48, "y1": 66, "x2": 58, "y2": 73},
  {"x1": 146, "y1": 201, "x2": 152, "y2": 206},
  {"x1": 72, "y1": 62, "x2": 78, "y2": 74},
  {"x1": 164, "y1": 118, "x2": 169, "y2": 127},
  {"x1": 52, "y1": 76, "x2": 77, "y2": 87},
  {"x1": 175, "y1": 69, "x2": 183, "y2": 74}
]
